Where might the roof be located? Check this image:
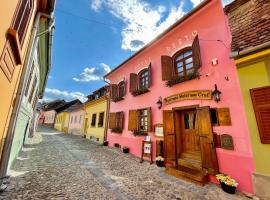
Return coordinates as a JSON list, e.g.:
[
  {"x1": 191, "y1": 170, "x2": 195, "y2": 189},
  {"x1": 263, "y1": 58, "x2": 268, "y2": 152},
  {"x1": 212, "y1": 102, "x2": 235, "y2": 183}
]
[
  {"x1": 55, "y1": 99, "x2": 82, "y2": 113},
  {"x1": 43, "y1": 99, "x2": 66, "y2": 111},
  {"x1": 63, "y1": 103, "x2": 84, "y2": 112},
  {"x1": 225, "y1": 0, "x2": 270, "y2": 52},
  {"x1": 104, "y1": 0, "x2": 211, "y2": 78}
]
